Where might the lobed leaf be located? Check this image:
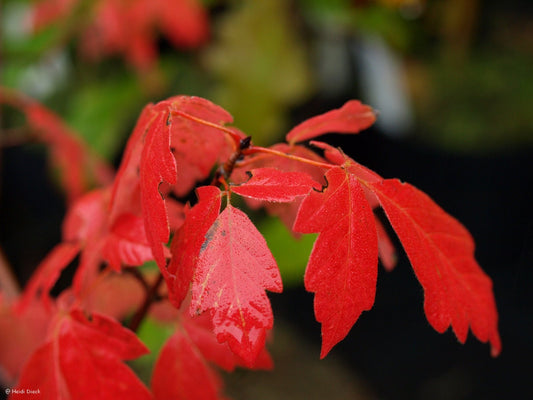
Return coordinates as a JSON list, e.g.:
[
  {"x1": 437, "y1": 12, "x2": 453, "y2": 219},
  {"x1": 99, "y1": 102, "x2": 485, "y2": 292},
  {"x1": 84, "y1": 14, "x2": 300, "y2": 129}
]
[
  {"x1": 190, "y1": 205, "x2": 282, "y2": 366},
  {"x1": 231, "y1": 167, "x2": 320, "y2": 202},
  {"x1": 140, "y1": 106, "x2": 177, "y2": 268},
  {"x1": 369, "y1": 179, "x2": 502, "y2": 356},
  {"x1": 12, "y1": 310, "x2": 150, "y2": 400},
  {"x1": 294, "y1": 167, "x2": 378, "y2": 358},
  {"x1": 151, "y1": 326, "x2": 223, "y2": 400},
  {"x1": 165, "y1": 186, "x2": 222, "y2": 308},
  {"x1": 286, "y1": 100, "x2": 376, "y2": 145}
]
